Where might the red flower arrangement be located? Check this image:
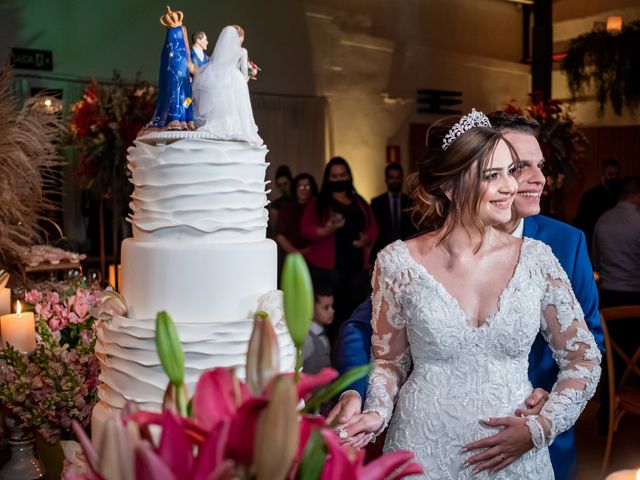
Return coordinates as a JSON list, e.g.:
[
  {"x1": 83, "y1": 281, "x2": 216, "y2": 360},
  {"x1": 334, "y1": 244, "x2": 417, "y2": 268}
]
[
  {"x1": 70, "y1": 368, "x2": 423, "y2": 480},
  {"x1": 69, "y1": 72, "x2": 156, "y2": 199}
]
